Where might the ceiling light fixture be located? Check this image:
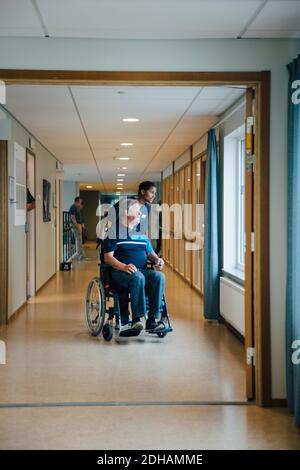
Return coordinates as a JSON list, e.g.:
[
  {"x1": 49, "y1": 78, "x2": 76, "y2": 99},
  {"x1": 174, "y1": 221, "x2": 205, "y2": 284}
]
[
  {"x1": 86, "y1": 185, "x2": 93, "y2": 189},
  {"x1": 115, "y1": 157, "x2": 130, "y2": 161},
  {"x1": 122, "y1": 118, "x2": 140, "y2": 122},
  {"x1": 117, "y1": 179, "x2": 124, "y2": 182},
  {"x1": 117, "y1": 174, "x2": 125, "y2": 177},
  {"x1": 120, "y1": 143, "x2": 133, "y2": 147}
]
